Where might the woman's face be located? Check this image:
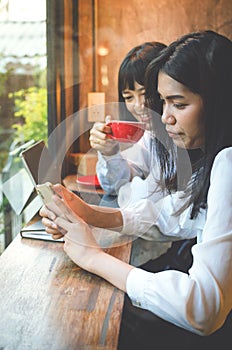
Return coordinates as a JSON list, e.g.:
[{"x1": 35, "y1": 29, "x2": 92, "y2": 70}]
[
  {"x1": 158, "y1": 71, "x2": 205, "y2": 149},
  {"x1": 122, "y1": 81, "x2": 151, "y2": 130}
]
